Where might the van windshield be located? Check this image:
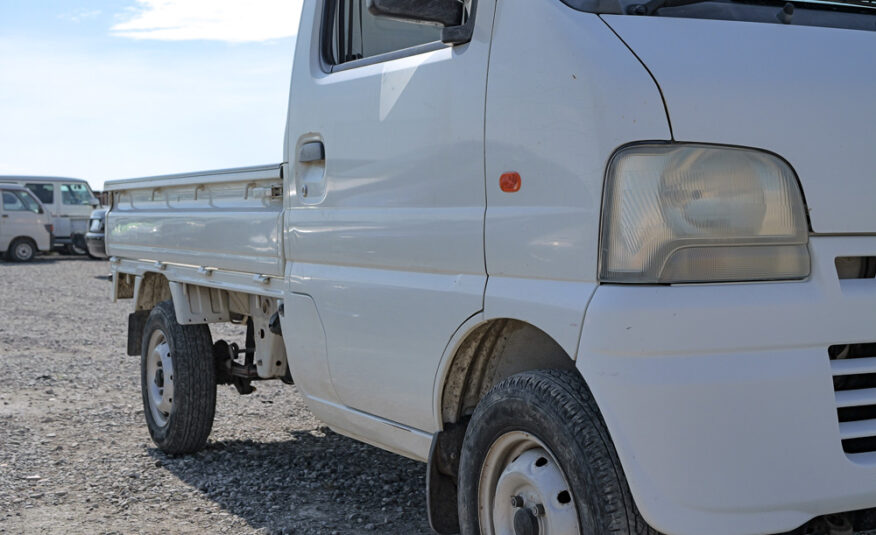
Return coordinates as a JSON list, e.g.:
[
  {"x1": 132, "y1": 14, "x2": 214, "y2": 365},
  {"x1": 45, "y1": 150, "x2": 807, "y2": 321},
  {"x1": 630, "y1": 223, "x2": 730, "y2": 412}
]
[
  {"x1": 2, "y1": 190, "x2": 43, "y2": 214},
  {"x1": 61, "y1": 183, "x2": 94, "y2": 206}
]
